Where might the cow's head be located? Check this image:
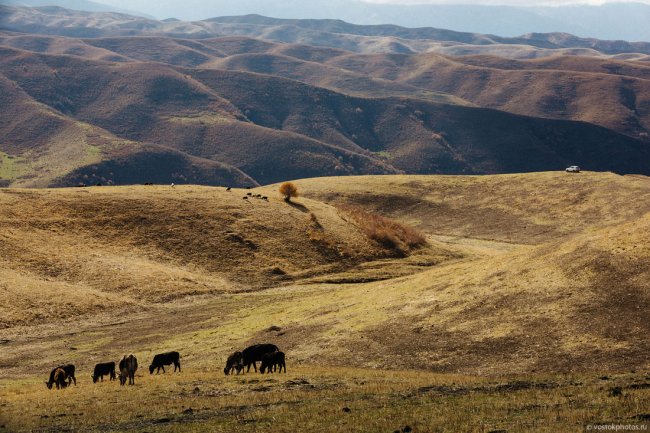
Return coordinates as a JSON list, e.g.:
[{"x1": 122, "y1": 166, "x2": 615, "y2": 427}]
[
  {"x1": 91, "y1": 374, "x2": 97, "y2": 383},
  {"x1": 45, "y1": 381, "x2": 52, "y2": 389},
  {"x1": 149, "y1": 365, "x2": 155, "y2": 375}
]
